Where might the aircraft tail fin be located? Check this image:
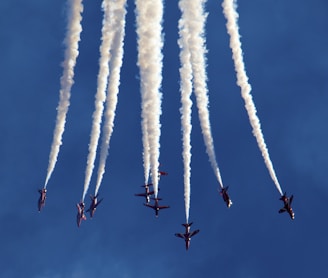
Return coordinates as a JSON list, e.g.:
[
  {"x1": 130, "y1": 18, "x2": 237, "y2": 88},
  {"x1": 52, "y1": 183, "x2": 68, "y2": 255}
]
[{"x1": 182, "y1": 222, "x2": 193, "y2": 228}]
